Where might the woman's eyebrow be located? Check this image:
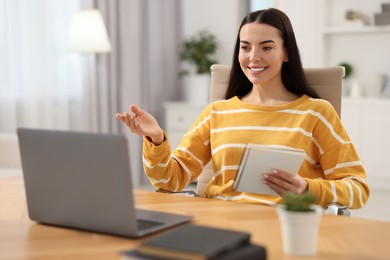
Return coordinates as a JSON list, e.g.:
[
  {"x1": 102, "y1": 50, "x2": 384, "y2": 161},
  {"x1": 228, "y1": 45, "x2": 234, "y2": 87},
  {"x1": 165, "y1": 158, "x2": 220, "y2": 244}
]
[
  {"x1": 239, "y1": 40, "x2": 275, "y2": 45},
  {"x1": 239, "y1": 40, "x2": 250, "y2": 44},
  {"x1": 259, "y1": 40, "x2": 275, "y2": 45}
]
